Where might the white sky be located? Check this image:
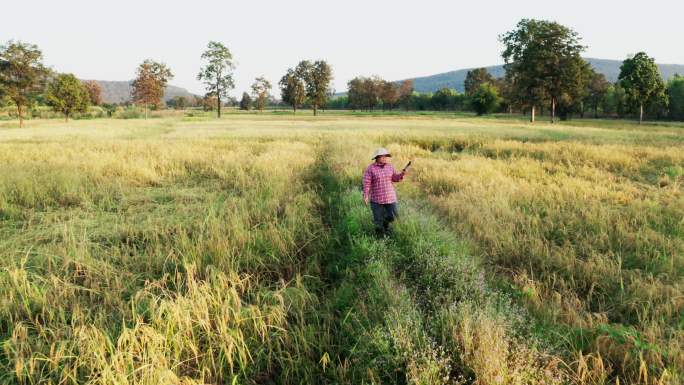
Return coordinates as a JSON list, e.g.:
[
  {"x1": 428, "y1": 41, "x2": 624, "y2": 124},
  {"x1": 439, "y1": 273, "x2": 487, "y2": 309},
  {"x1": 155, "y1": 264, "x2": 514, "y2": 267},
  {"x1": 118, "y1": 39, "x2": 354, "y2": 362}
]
[{"x1": 2, "y1": 0, "x2": 682, "y2": 97}]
